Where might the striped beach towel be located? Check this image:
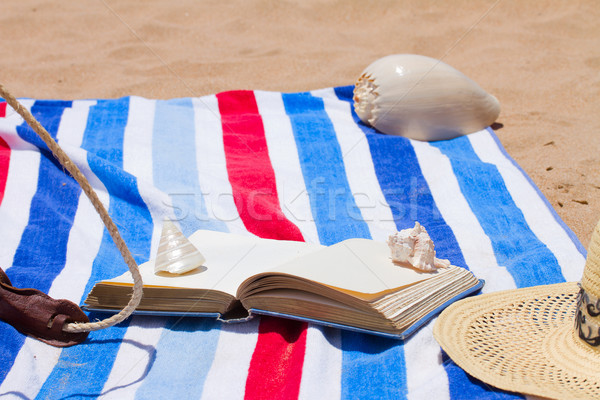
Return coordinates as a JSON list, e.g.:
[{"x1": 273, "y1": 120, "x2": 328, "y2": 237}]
[{"x1": 0, "y1": 87, "x2": 585, "y2": 399}]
